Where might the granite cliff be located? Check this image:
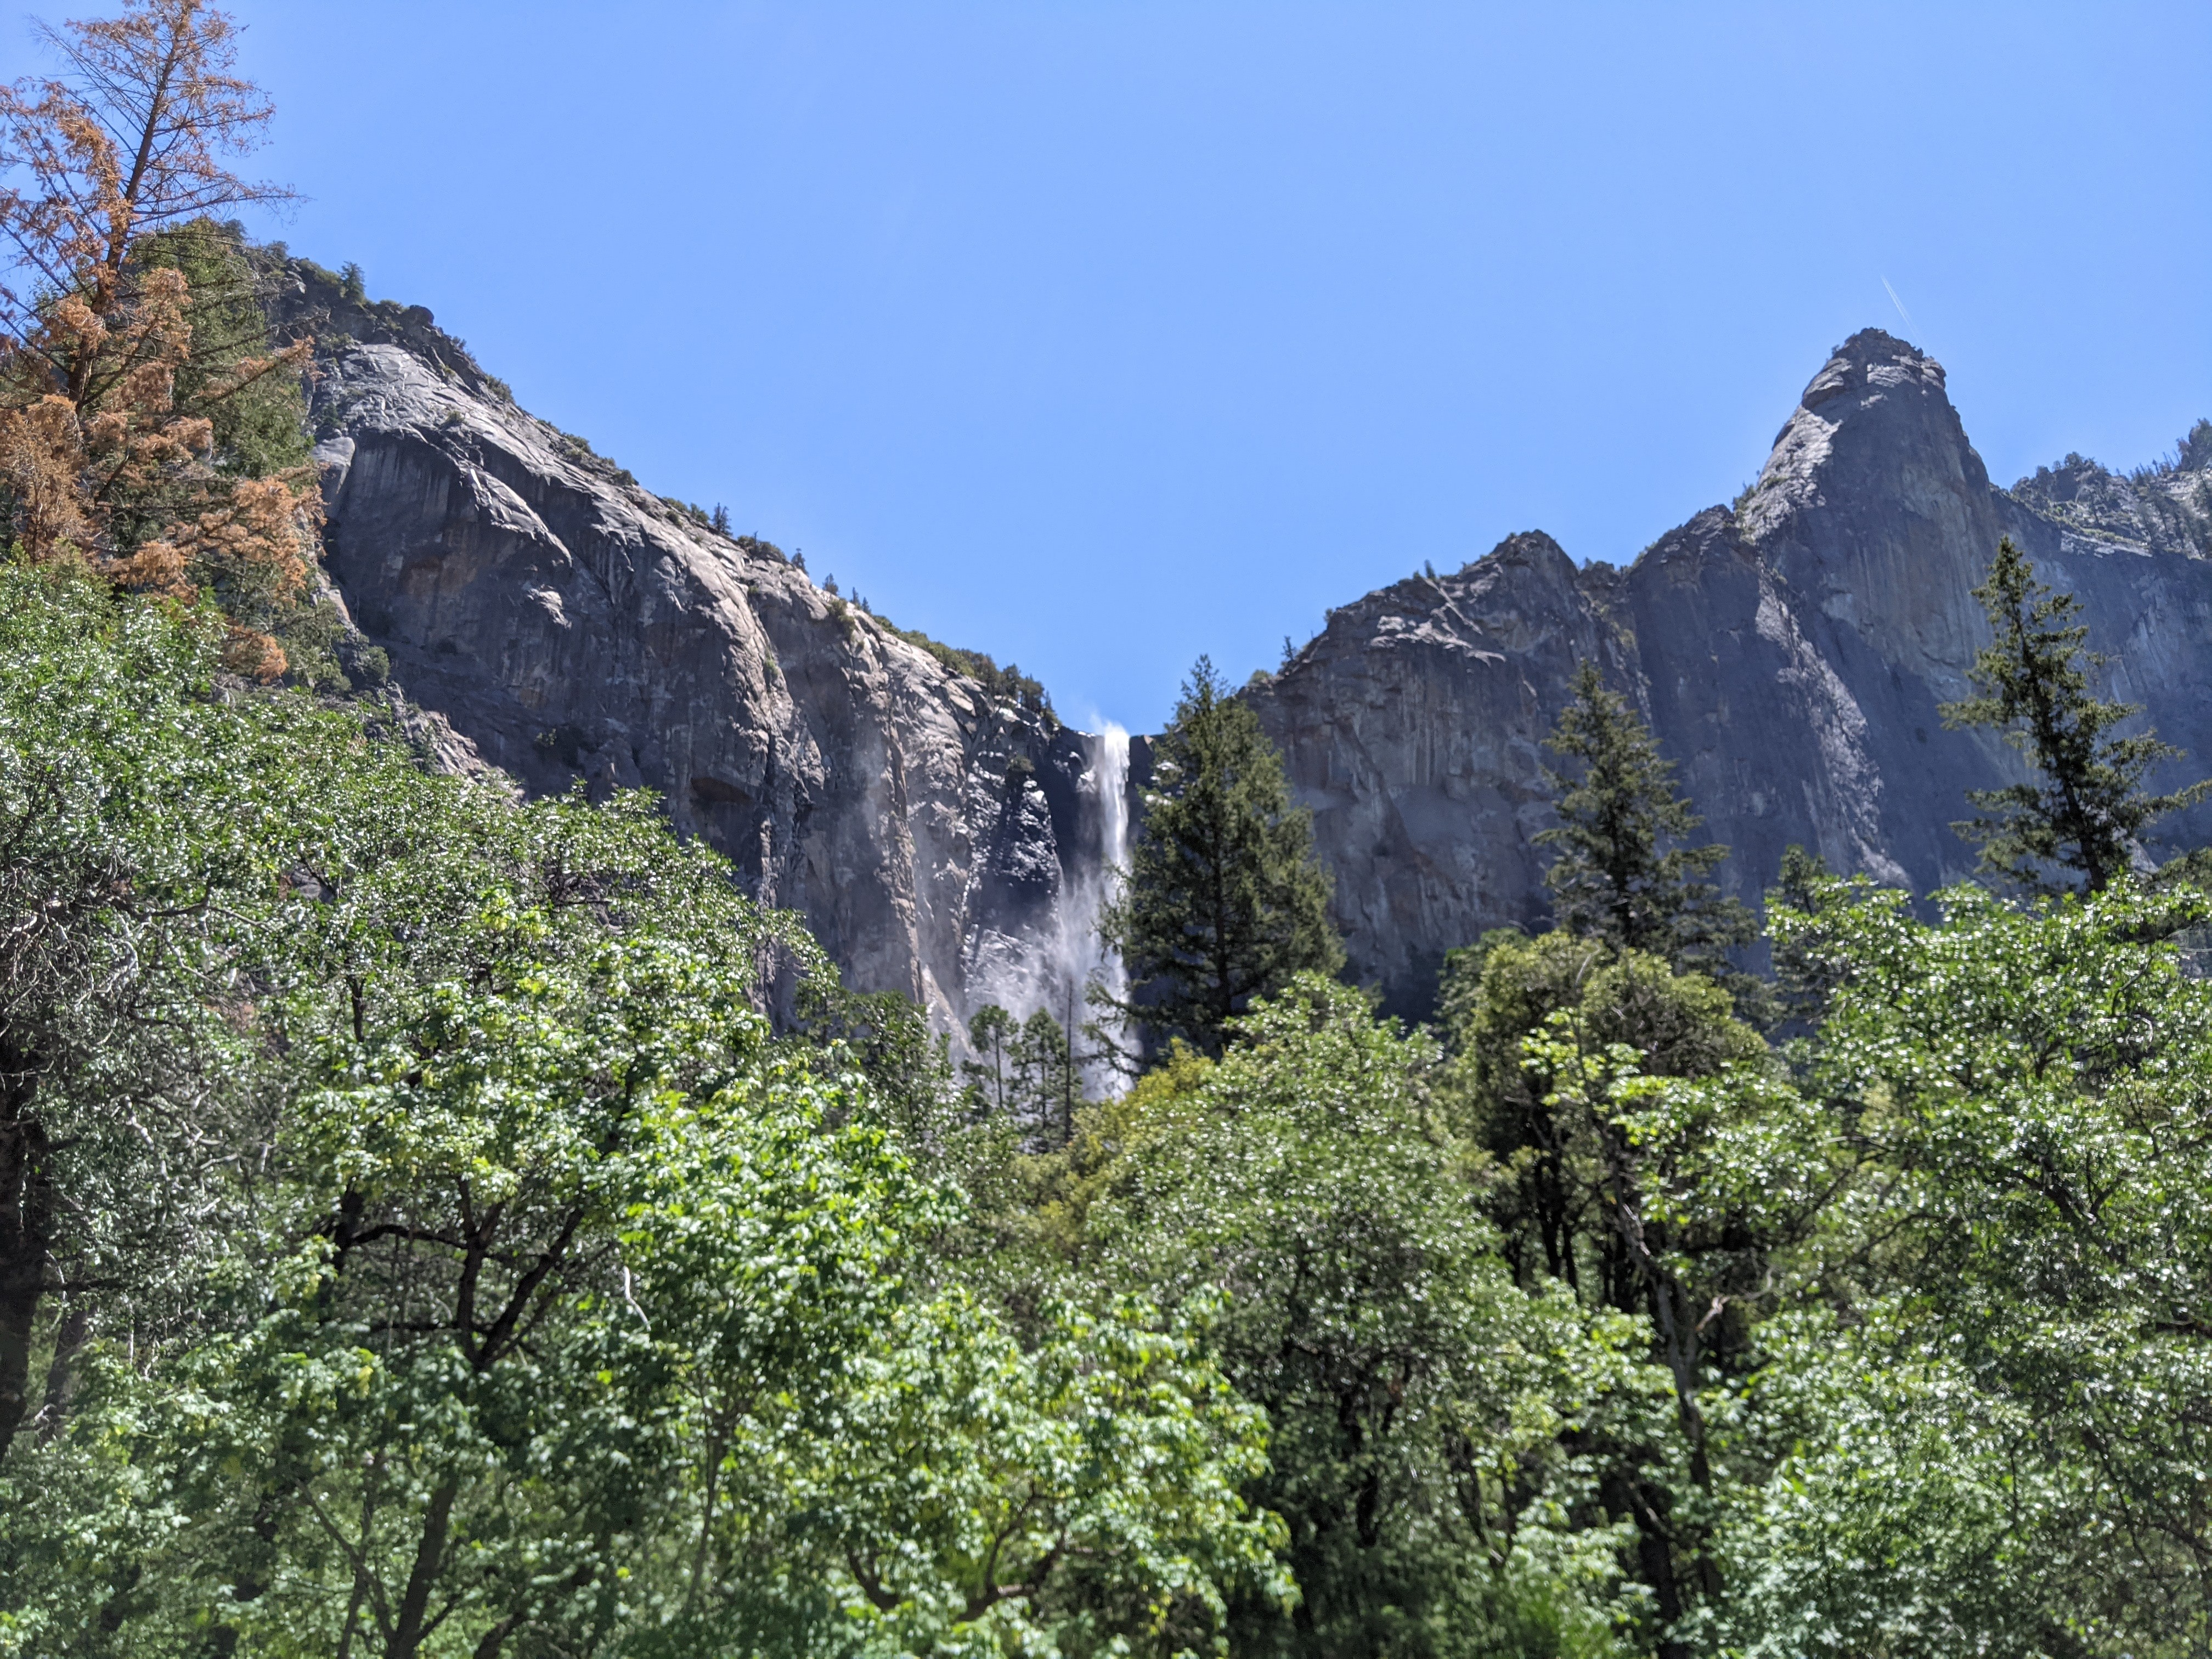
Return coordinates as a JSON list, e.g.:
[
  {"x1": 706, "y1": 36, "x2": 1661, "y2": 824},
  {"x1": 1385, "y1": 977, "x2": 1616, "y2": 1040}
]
[
  {"x1": 276, "y1": 261, "x2": 2211, "y2": 1029},
  {"x1": 1244, "y1": 330, "x2": 2212, "y2": 1014},
  {"x1": 272, "y1": 261, "x2": 1125, "y2": 1031}
]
